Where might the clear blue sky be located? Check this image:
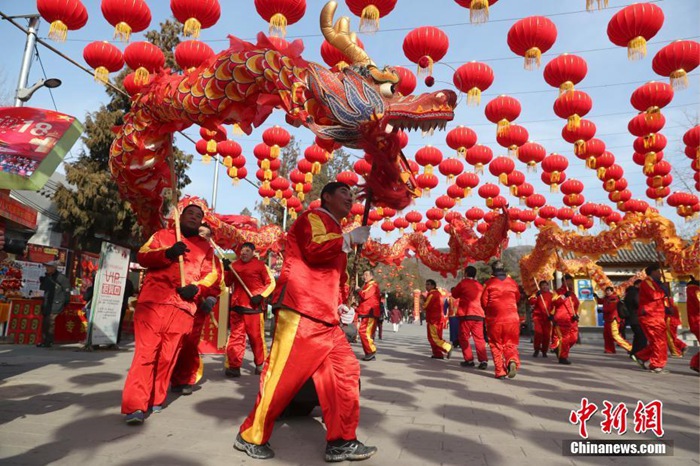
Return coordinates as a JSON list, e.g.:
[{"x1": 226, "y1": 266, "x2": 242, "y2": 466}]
[{"x1": 1, "y1": 0, "x2": 698, "y2": 247}]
